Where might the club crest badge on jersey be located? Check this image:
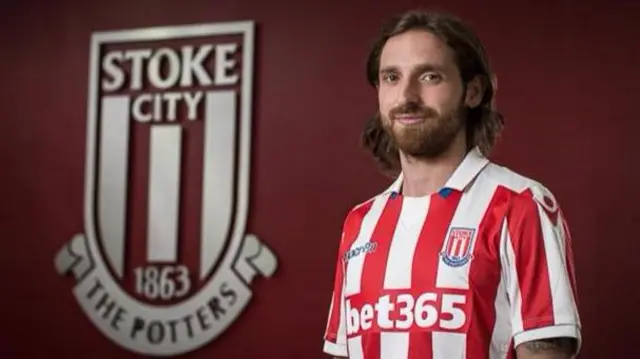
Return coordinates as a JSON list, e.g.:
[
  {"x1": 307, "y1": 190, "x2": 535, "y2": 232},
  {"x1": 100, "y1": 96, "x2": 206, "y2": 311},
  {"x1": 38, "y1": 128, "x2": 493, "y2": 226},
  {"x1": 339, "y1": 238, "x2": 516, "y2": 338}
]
[
  {"x1": 441, "y1": 227, "x2": 476, "y2": 267},
  {"x1": 53, "y1": 21, "x2": 278, "y2": 356}
]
